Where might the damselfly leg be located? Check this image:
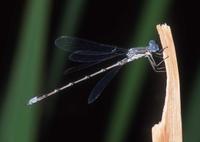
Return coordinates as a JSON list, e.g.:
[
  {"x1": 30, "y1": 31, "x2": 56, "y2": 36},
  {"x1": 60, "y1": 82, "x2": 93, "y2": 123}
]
[{"x1": 147, "y1": 54, "x2": 168, "y2": 72}]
